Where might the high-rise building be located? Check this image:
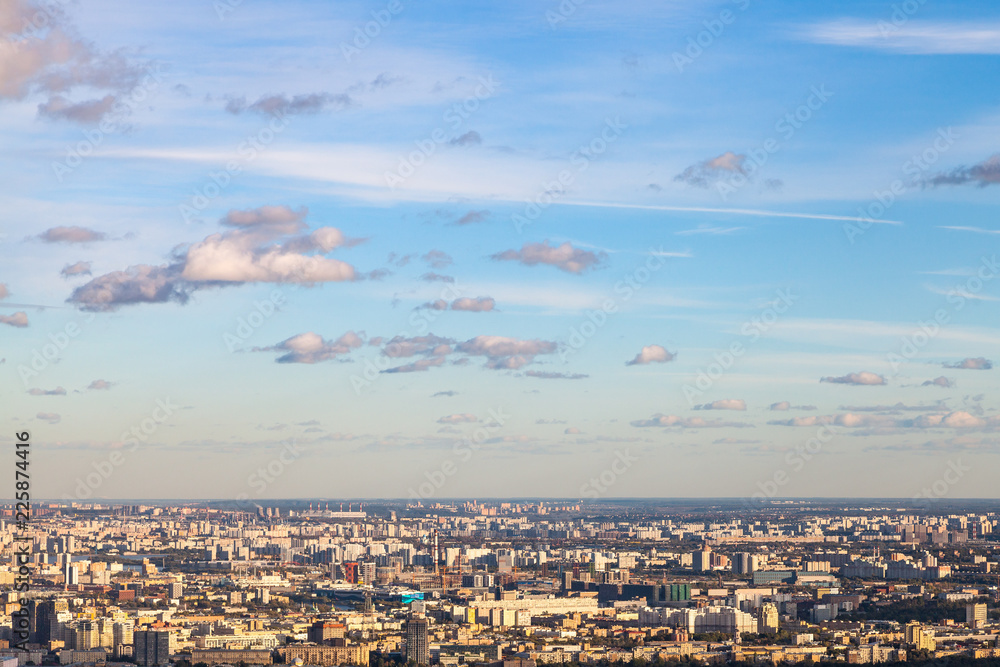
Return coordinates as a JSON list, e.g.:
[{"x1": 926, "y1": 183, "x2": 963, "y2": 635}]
[
  {"x1": 733, "y1": 553, "x2": 753, "y2": 575},
  {"x1": 113, "y1": 620, "x2": 134, "y2": 653},
  {"x1": 693, "y1": 545, "x2": 712, "y2": 572},
  {"x1": 405, "y1": 614, "x2": 429, "y2": 666},
  {"x1": 27, "y1": 599, "x2": 56, "y2": 644},
  {"x1": 134, "y1": 630, "x2": 172, "y2": 667},
  {"x1": 308, "y1": 622, "x2": 346, "y2": 643},
  {"x1": 75, "y1": 621, "x2": 97, "y2": 650},
  {"x1": 758, "y1": 603, "x2": 779, "y2": 634},
  {"x1": 967, "y1": 603, "x2": 987, "y2": 628}
]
